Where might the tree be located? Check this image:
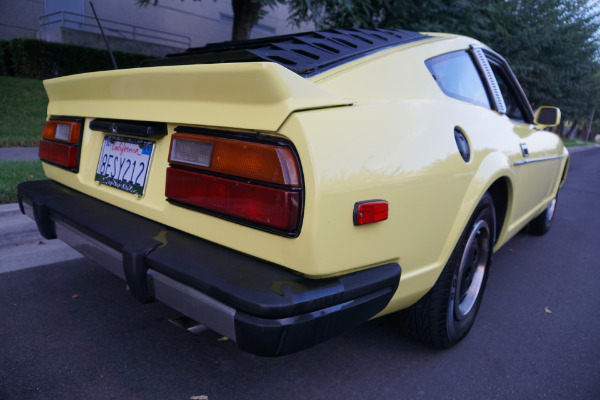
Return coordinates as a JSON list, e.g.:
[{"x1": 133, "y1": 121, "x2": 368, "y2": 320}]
[
  {"x1": 137, "y1": 0, "x2": 286, "y2": 40},
  {"x1": 478, "y1": 0, "x2": 600, "y2": 121},
  {"x1": 230, "y1": 0, "x2": 278, "y2": 41},
  {"x1": 137, "y1": 0, "x2": 600, "y2": 127},
  {"x1": 293, "y1": 0, "x2": 600, "y2": 130},
  {"x1": 287, "y1": 0, "x2": 376, "y2": 29}
]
